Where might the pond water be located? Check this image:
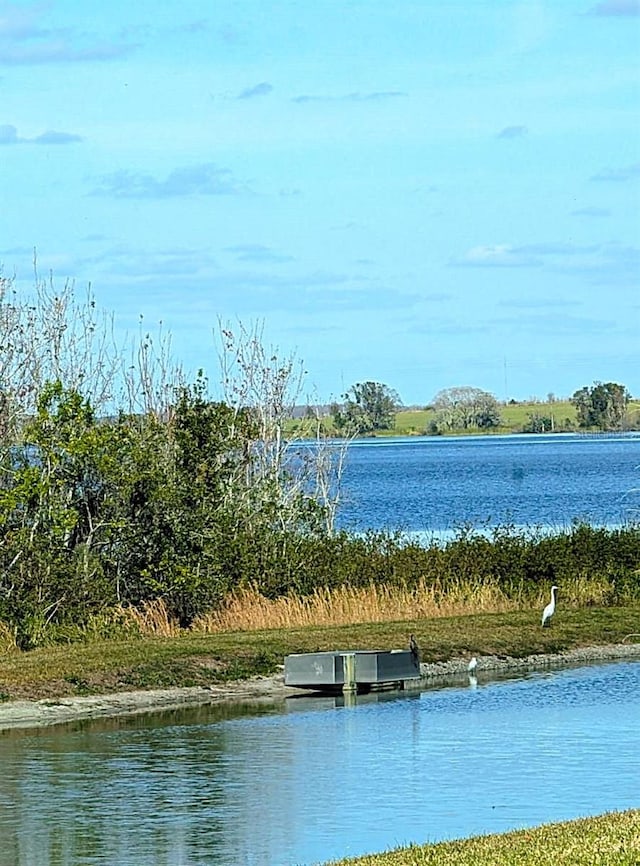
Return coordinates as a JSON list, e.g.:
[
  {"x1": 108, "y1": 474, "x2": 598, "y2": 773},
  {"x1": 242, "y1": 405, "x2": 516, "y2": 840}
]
[
  {"x1": 334, "y1": 433, "x2": 640, "y2": 535},
  {"x1": 2, "y1": 661, "x2": 639, "y2": 866}
]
